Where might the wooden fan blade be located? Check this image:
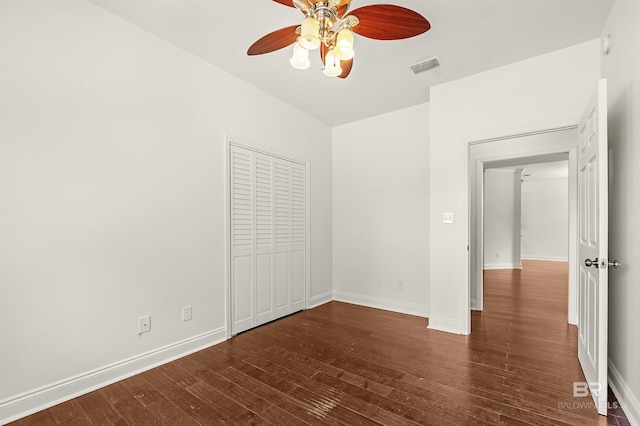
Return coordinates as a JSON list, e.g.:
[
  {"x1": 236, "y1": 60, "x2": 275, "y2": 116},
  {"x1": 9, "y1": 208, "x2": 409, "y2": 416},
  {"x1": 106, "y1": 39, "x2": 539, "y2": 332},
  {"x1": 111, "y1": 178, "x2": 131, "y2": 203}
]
[
  {"x1": 349, "y1": 5, "x2": 430, "y2": 40},
  {"x1": 337, "y1": 4, "x2": 350, "y2": 17},
  {"x1": 247, "y1": 25, "x2": 300, "y2": 55},
  {"x1": 338, "y1": 58, "x2": 353, "y2": 79},
  {"x1": 272, "y1": 0, "x2": 295, "y2": 7}
]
